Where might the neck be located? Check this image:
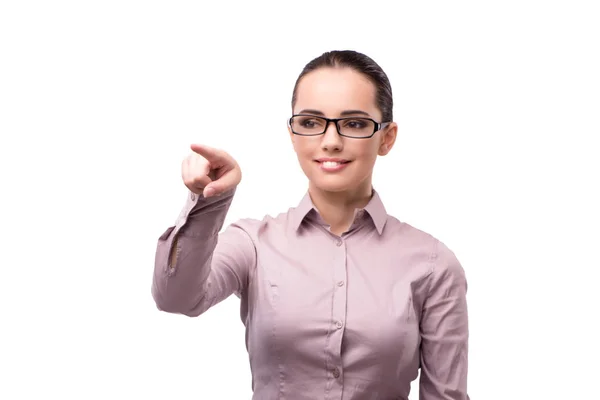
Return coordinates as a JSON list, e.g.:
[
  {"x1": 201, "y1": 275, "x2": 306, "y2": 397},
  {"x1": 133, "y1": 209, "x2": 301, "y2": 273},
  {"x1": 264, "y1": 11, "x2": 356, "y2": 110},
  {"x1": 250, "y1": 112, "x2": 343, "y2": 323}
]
[{"x1": 308, "y1": 179, "x2": 373, "y2": 235}]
